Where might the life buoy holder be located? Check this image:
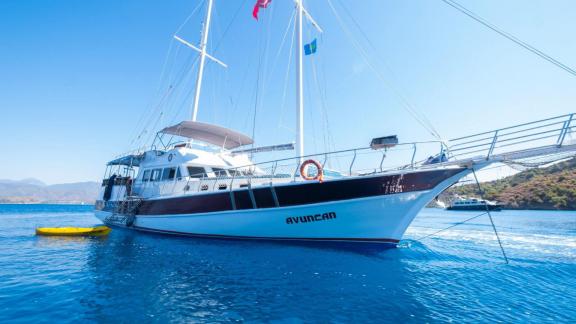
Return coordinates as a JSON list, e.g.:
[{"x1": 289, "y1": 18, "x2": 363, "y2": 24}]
[{"x1": 300, "y1": 159, "x2": 324, "y2": 182}]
